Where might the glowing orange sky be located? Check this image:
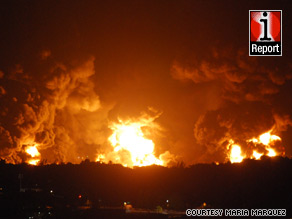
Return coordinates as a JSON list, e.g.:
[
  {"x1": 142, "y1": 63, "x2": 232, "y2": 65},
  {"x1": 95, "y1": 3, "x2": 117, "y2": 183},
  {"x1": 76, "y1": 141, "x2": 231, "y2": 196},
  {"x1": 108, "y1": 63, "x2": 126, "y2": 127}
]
[{"x1": 0, "y1": 0, "x2": 291, "y2": 165}]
